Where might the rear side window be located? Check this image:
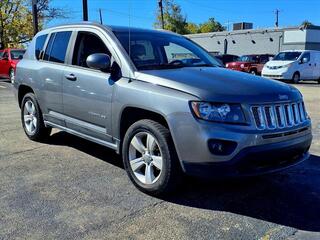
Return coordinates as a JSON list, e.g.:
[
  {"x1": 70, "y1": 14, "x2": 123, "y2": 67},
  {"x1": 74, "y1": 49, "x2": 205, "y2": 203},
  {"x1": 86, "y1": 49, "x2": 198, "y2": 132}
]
[
  {"x1": 35, "y1": 34, "x2": 48, "y2": 60},
  {"x1": 44, "y1": 31, "x2": 71, "y2": 63}
]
